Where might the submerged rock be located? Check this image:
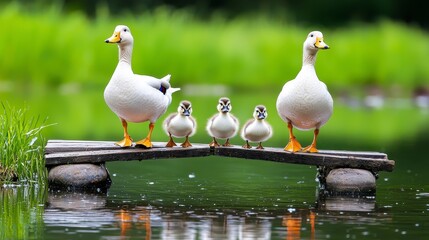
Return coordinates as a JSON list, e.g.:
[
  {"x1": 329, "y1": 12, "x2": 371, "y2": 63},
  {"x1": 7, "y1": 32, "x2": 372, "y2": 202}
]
[
  {"x1": 325, "y1": 168, "x2": 376, "y2": 195},
  {"x1": 48, "y1": 164, "x2": 111, "y2": 192}
]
